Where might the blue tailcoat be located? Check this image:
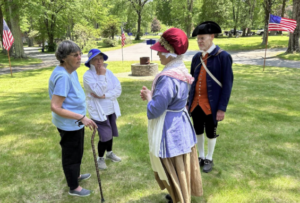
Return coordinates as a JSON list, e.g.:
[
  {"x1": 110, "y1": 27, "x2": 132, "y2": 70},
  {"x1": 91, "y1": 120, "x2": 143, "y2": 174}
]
[{"x1": 188, "y1": 45, "x2": 234, "y2": 124}]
